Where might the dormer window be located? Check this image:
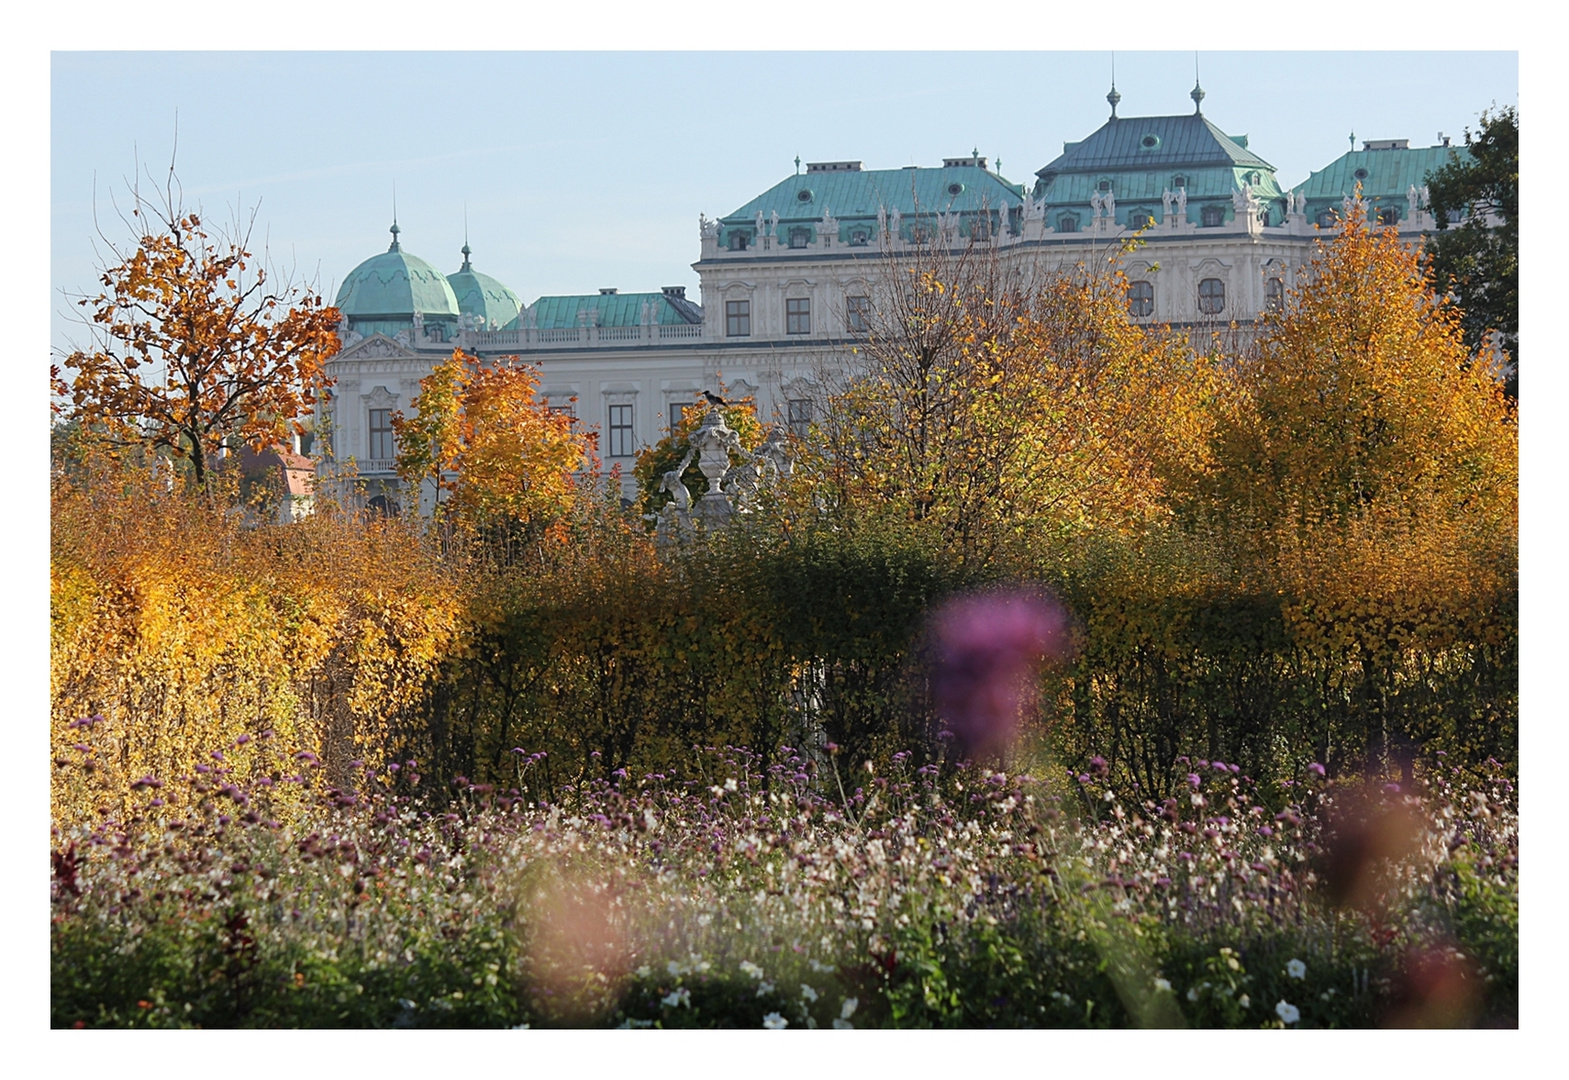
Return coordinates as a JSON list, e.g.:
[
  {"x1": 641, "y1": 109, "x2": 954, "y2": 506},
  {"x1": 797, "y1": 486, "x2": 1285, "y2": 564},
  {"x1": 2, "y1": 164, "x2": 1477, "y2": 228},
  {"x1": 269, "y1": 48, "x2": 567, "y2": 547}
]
[
  {"x1": 1377, "y1": 207, "x2": 1399, "y2": 226},
  {"x1": 1129, "y1": 210, "x2": 1154, "y2": 230},
  {"x1": 849, "y1": 228, "x2": 870, "y2": 246},
  {"x1": 788, "y1": 227, "x2": 811, "y2": 249},
  {"x1": 1057, "y1": 213, "x2": 1080, "y2": 233},
  {"x1": 1316, "y1": 210, "x2": 1337, "y2": 228},
  {"x1": 1097, "y1": 180, "x2": 1112, "y2": 192},
  {"x1": 1202, "y1": 204, "x2": 1225, "y2": 227},
  {"x1": 729, "y1": 231, "x2": 750, "y2": 251},
  {"x1": 1173, "y1": 175, "x2": 1187, "y2": 188},
  {"x1": 970, "y1": 217, "x2": 990, "y2": 240}
]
